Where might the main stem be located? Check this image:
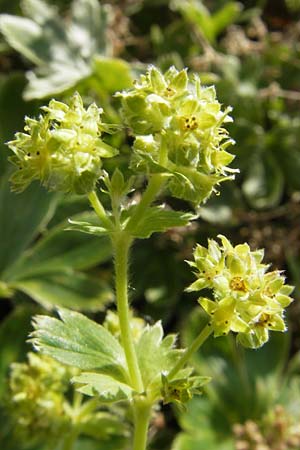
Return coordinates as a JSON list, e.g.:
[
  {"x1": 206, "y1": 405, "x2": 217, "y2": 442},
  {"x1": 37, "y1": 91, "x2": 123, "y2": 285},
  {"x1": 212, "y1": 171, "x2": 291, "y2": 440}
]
[
  {"x1": 113, "y1": 232, "x2": 144, "y2": 392},
  {"x1": 62, "y1": 430, "x2": 78, "y2": 450},
  {"x1": 168, "y1": 324, "x2": 213, "y2": 379},
  {"x1": 132, "y1": 401, "x2": 152, "y2": 450}
]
